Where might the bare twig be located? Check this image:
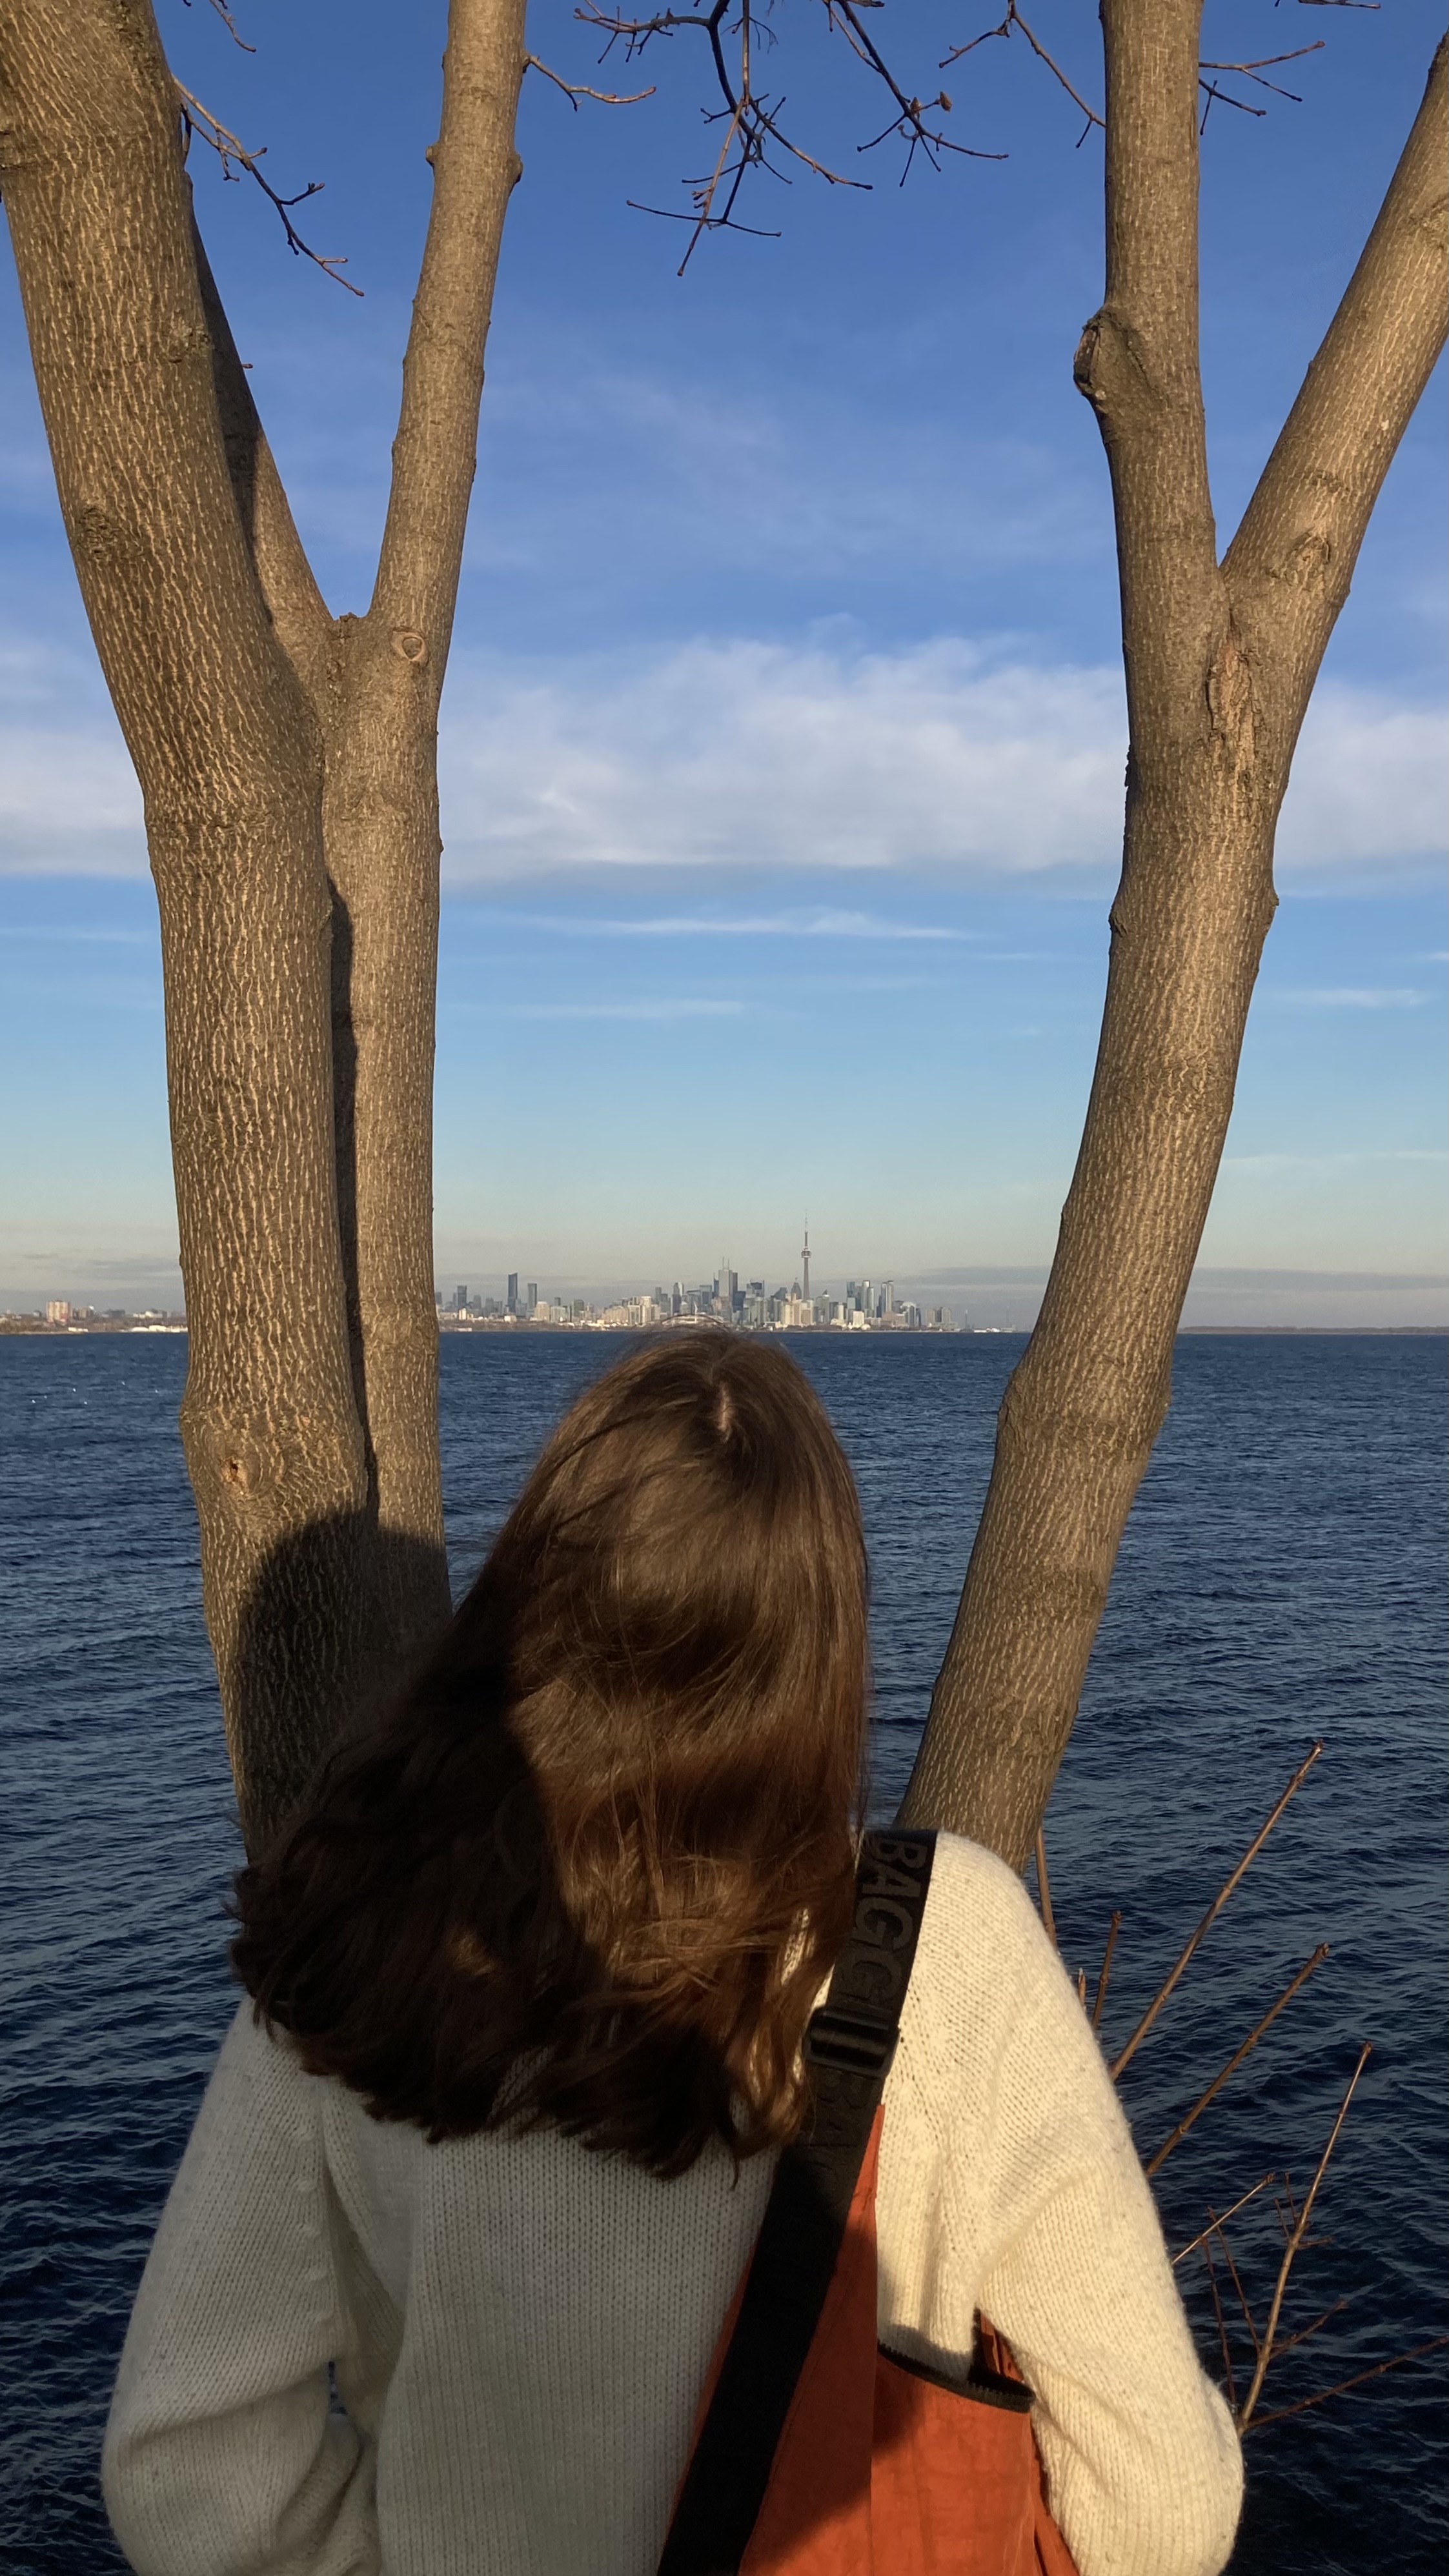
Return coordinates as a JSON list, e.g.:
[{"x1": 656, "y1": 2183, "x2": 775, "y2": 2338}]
[
  {"x1": 1209, "y1": 2212, "x2": 1261, "y2": 2355},
  {"x1": 183, "y1": 0, "x2": 256, "y2": 50},
  {"x1": 1090, "y1": 1909, "x2": 1120, "y2": 2031},
  {"x1": 942, "y1": 4, "x2": 1104, "y2": 141},
  {"x1": 1145, "y1": 1944, "x2": 1330, "y2": 2177},
  {"x1": 1033, "y1": 1825, "x2": 1057, "y2": 1949},
  {"x1": 1199, "y1": 36, "x2": 1324, "y2": 126},
  {"x1": 1200, "y1": 81, "x2": 1266, "y2": 134},
  {"x1": 525, "y1": 52, "x2": 654, "y2": 106},
  {"x1": 828, "y1": 0, "x2": 1000, "y2": 175},
  {"x1": 1237, "y1": 2042, "x2": 1372, "y2": 2426},
  {"x1": 584, "y1": 0, "x2": 998, "y2": 264},
  {"x1": 176, "y1": 84, "x2": 361, "y2": 292},
  {"x1": 1202, "y1": 2234, "x2": 1237, "y2": 2411},
  {"x1": 1110, "y1": 1743, "x2": 1322, "y2": 2080},
  {"x1": 1200, "y1": 43, "x2": 1323, "y2": 99},
  {"x1": 1242, "y1": 2337, "x2": 1448, "y2": 2432},
  {"x1": 1275, "y1": 2171, "x2": 1301, "y2": 2243},
  {"x1": 1270, "y1": 2294, "x2": 1353, "y2": 2360},
  {"x1": 1174, "y1": 2173, "x2": 1277, "y2": 2266}
]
